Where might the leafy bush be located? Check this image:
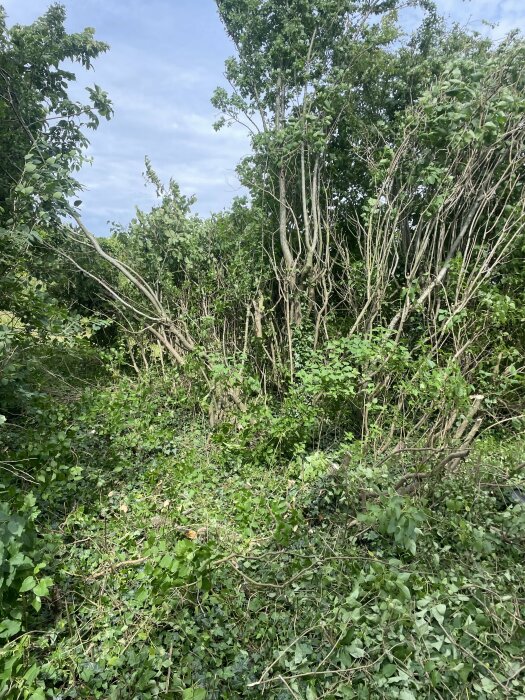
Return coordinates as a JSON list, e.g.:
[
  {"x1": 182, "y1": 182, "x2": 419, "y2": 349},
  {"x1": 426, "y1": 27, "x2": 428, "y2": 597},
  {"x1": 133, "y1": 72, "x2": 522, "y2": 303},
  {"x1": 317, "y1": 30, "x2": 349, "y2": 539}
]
[{"x1": 0, "y1": 495, "x2": 52, "y2": 640}]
